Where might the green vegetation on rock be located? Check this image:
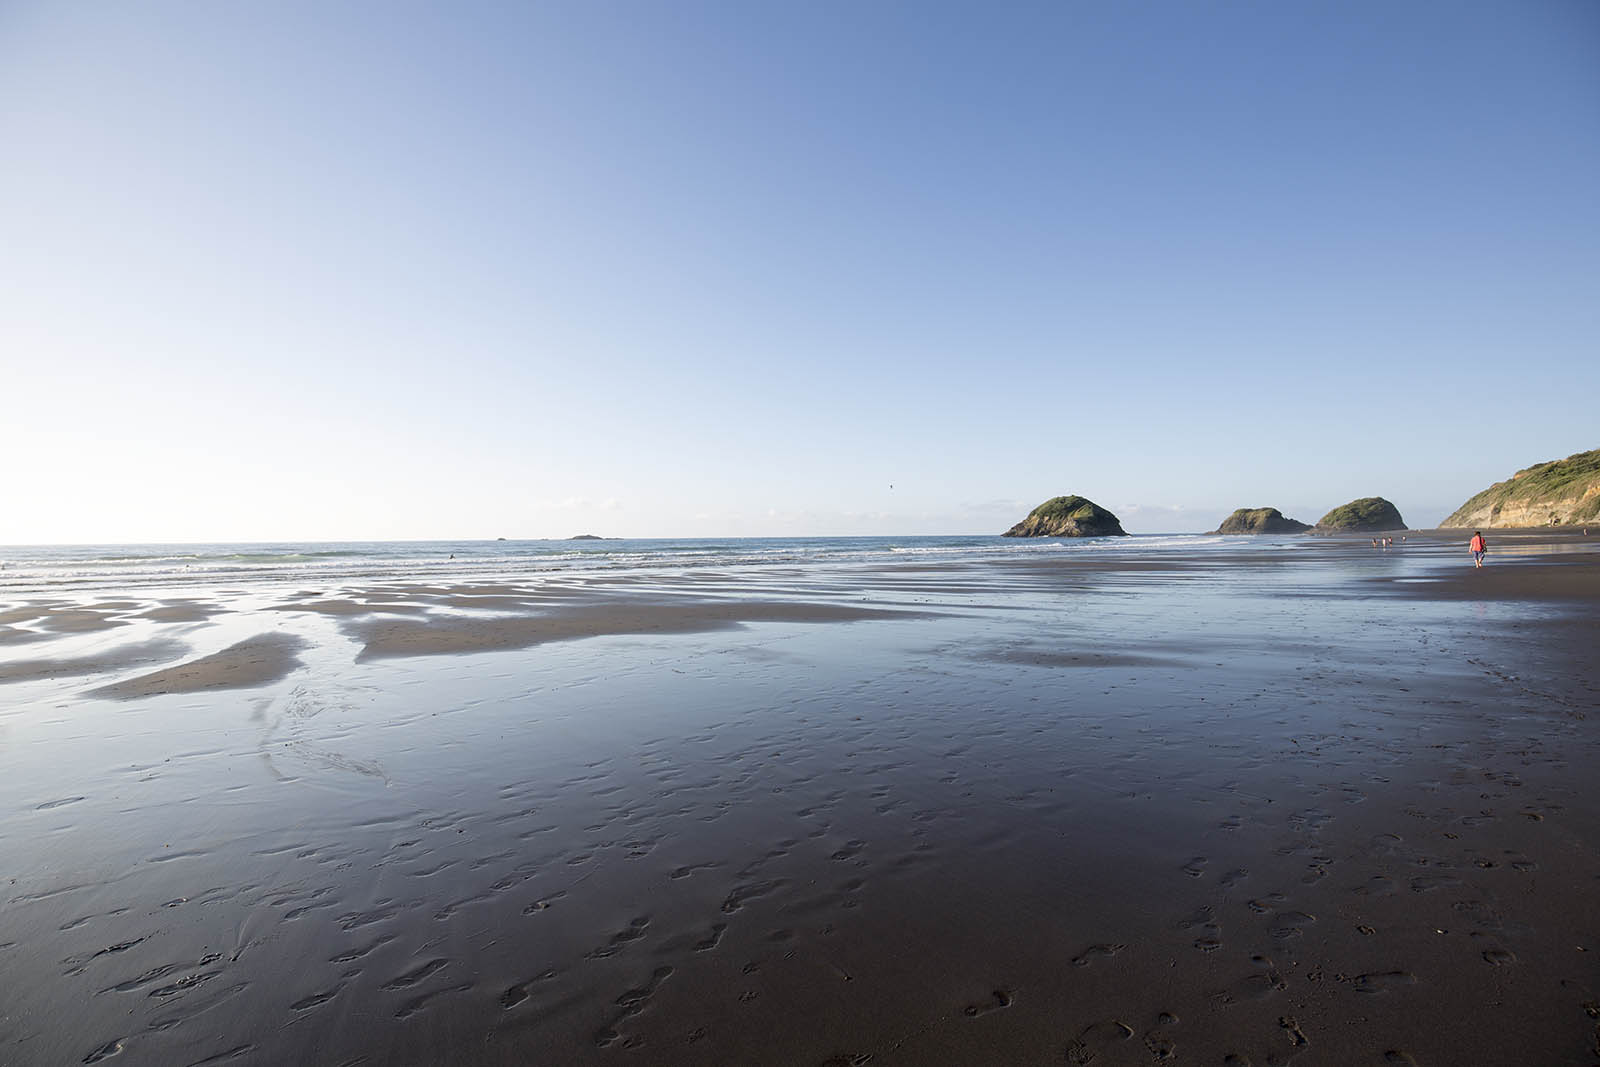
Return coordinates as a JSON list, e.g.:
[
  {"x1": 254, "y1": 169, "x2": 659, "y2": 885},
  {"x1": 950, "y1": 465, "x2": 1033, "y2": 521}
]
[
  {"x1": 1003, "y1": 495, "x2": 1126, "y2": 538},
  {"x1": 1440, "y1": 449, "x2": 1600, "y2": 528},
  {"x1": 1315, "y1": 497, "x2": 1406, "y2": 532},
  {"x1": 1210, "y1": 508, "x2": 1311, "y2": 535}
]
